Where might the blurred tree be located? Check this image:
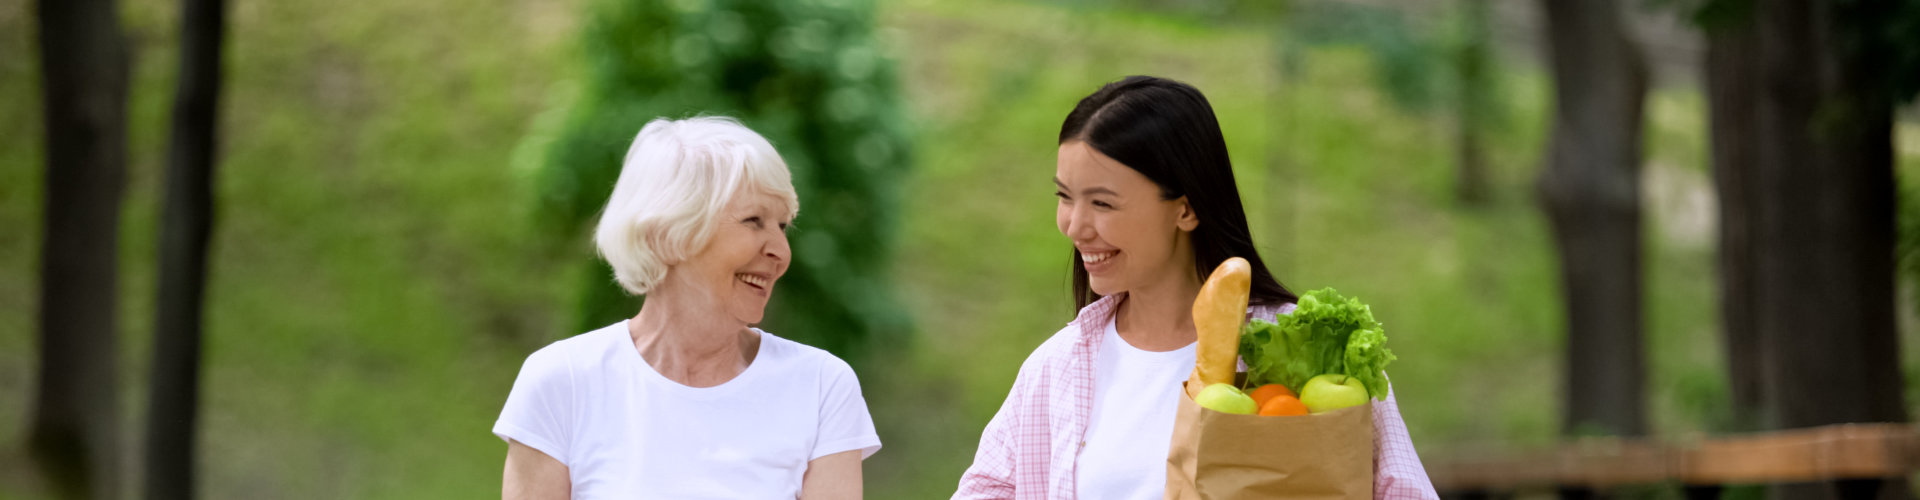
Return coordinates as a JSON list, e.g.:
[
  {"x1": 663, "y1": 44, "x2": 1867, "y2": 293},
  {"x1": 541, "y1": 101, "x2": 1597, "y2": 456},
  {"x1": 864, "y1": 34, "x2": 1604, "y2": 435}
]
[
  {"x1": 1090, "y1": 0, "x2": 1287, "y2": 25},
  {"x1": 1697, "y1": 0, "x2": 1765, "y2": 431},
  {"x1": 144, "y1": 0, "x2": 227, "y2": 497},
  {"x1": 1287, "y1": 2, "x2": 1444, "y2": 115},
  {"x1": 31, "y1": 0, "x2": 129, "y2": 497},
  {"x1": 1696, "y1": 0, "x2": 1917, "y2": 497},
  {"x1": 1905, "y1": 182, "x2": 1920, "y2": 364},
  {"x1": 520, "y1": 0, "x2": 913, "y2": 361},
  {"x1": 1536, "y1": 0, "x2": 1649, "y2": 450},
  {"x1": 1287, "y1": 1, "x2": 1505, "y2": 204},
  {"x1": 1451, "y1": 0, "x2": 1492, "y2": 205}
]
